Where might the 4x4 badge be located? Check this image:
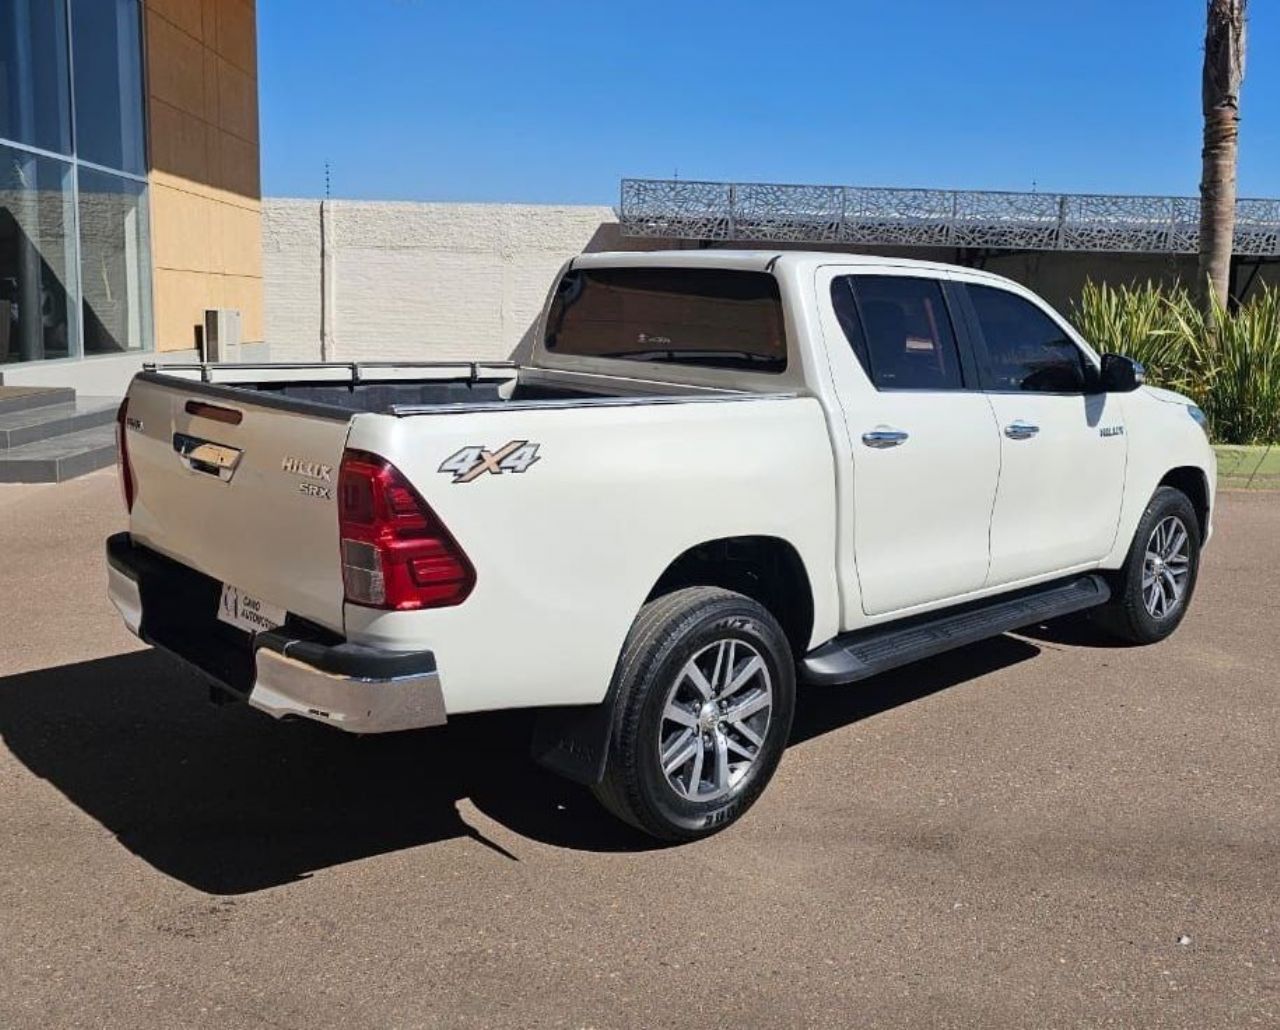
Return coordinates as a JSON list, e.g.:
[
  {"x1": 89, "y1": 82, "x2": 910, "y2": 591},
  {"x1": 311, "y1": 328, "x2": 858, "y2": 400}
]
[{"x1": 439, "y1": 441, "x2": 540, "y2": 484}]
